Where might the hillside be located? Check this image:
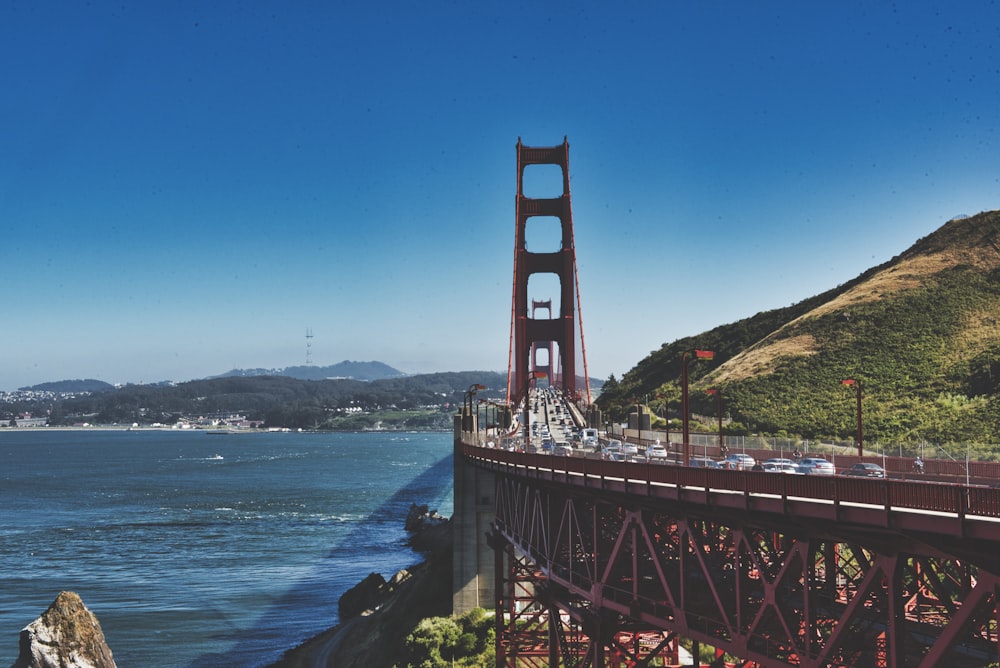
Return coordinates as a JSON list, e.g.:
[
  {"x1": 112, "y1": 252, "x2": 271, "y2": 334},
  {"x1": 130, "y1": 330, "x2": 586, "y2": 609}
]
[
  {"x1": 598, "y1": 210, "x2": 1000, "y2": 446},
  {"x1": 21, "y1": 379, "x2": 116, "y2": 393},
  {"x1": 7, "y1": 371, "x2": 508, "y2": 431},
  {"x1": 215, "y1": 360, "x2": 405, "y2": 382}
]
